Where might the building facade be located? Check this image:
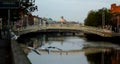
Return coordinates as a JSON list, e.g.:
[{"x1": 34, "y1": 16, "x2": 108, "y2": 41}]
[
  {"x1": 0, "y1": 0, "x2": 37, "y2": 39},
  {"x1": 110, "y1": 4, "x2": 120, "y2": 32}
]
